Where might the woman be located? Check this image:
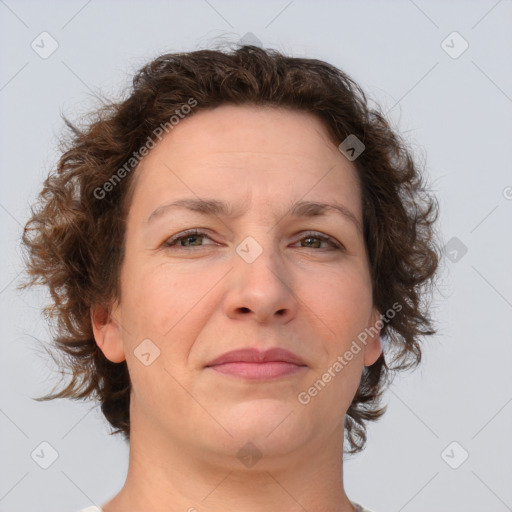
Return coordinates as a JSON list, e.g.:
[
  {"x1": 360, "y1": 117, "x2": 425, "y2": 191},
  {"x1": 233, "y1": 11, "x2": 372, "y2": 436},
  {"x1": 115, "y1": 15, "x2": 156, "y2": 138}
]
[{"x1": 21, "y1": 44, "x2": 441, "y2": 512}]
